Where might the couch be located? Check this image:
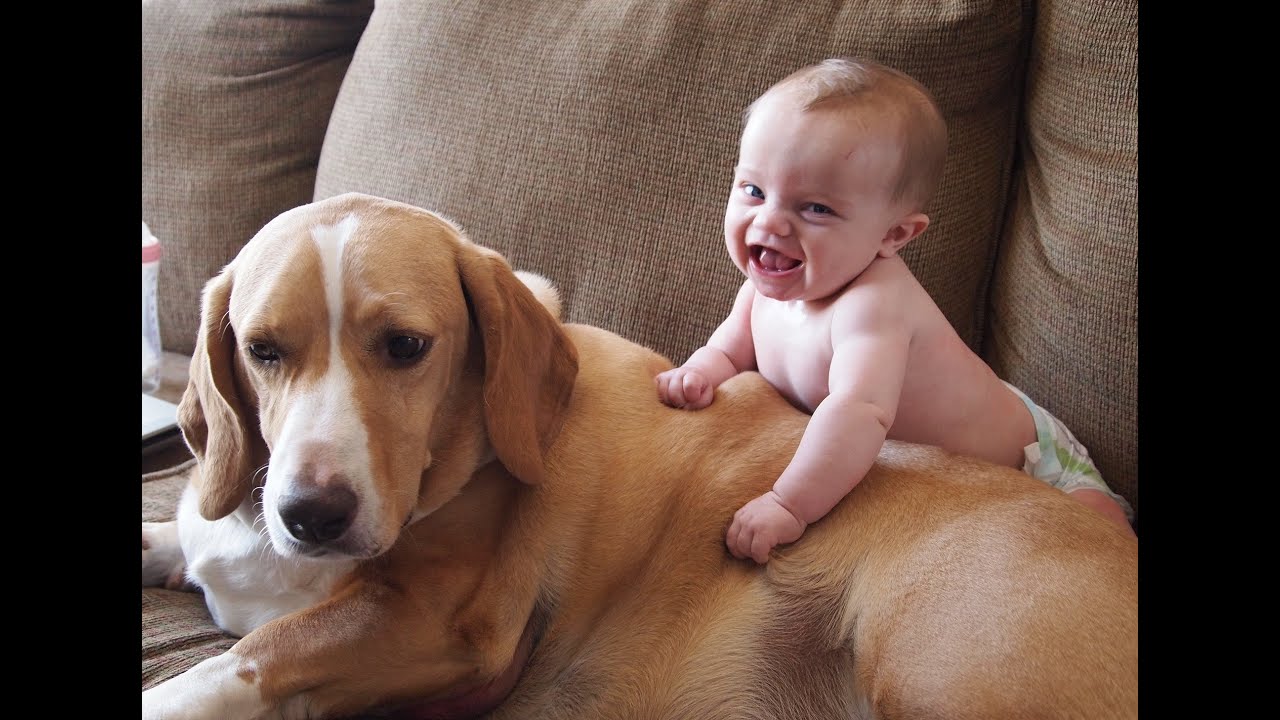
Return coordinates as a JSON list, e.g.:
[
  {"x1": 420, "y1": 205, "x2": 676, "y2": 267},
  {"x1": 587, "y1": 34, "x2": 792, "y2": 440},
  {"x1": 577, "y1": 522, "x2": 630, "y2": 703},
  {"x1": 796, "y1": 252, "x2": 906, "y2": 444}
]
[{"x1": 141, "y1": 0, "x2": 1139, "y2": 698}]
